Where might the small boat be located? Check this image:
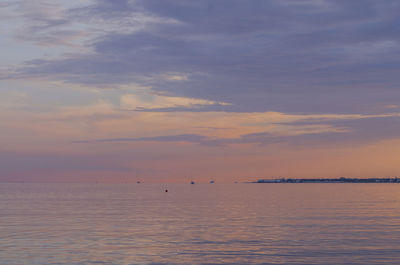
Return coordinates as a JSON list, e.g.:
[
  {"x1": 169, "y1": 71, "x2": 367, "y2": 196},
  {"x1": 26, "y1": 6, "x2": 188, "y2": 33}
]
[
  {"x1": 210, "y1": 180, "x2": 215, "y2": 184},
  {"x1": 190, "y1": 181, "x2": 195, "y2": 184}
]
